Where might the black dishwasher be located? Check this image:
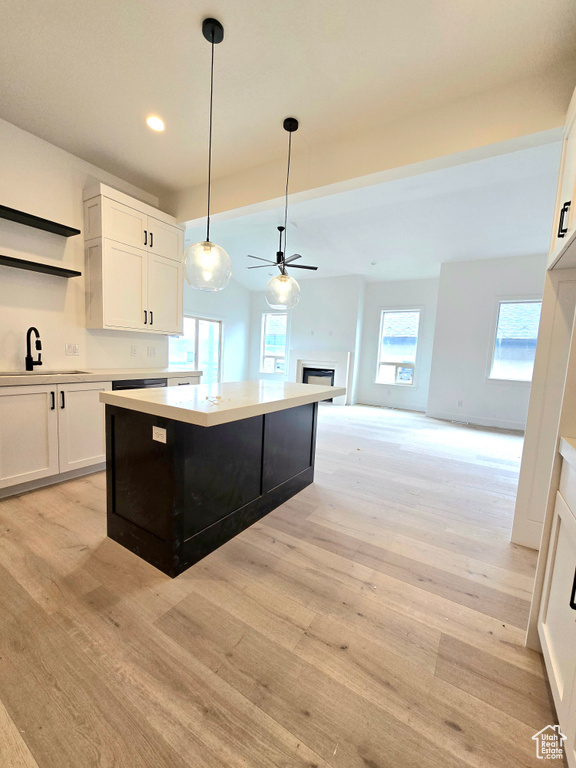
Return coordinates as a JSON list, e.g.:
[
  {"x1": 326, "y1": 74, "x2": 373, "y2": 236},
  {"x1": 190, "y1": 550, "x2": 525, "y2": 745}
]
[{"x1": 111, "y1": 378, "x2": 167, "y2": 391}]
